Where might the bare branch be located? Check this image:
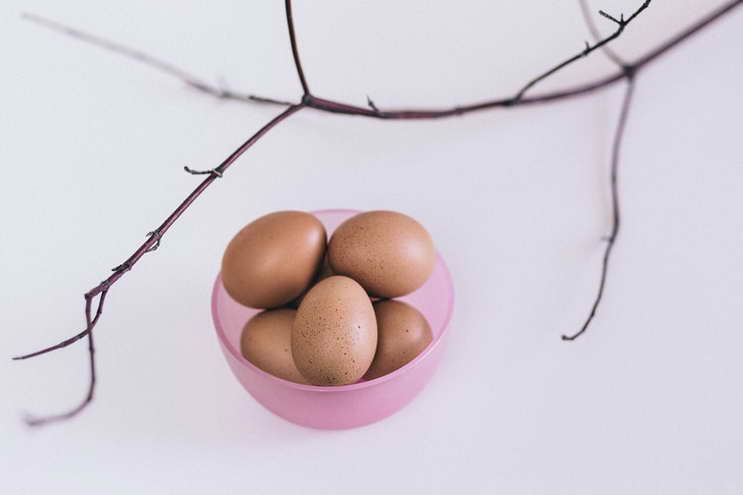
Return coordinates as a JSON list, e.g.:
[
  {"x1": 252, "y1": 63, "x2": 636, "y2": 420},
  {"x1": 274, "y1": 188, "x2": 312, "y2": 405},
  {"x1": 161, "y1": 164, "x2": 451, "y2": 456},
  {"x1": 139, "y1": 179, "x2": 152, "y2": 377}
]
[
  {"x1": 285, "y1": 0, "x2": 311, "y2": 95},
  {"x1": 21, "y1": 12, "x2": 294, "y2": 107},
  {"x1": 303, "y1": 1, "x2": 739, "y2": 117},
  {"x1": 13, "y1": 291, "x2": 107, "y2": 361},
  {"x1": 366, "y1": 96, "x2": 380, "y2": 113},
  {"x1": 563, "y1": 77, "x2": 636, "y2": 341},
  {"x1": 632, "y1": 0, "x2": 742, "y2": 69},
  {"x1": 23, "y1": 290, "x2": 107, "y2": 426},
  {"x1": 579, "y1": 0, "x2": 626, "y2": 66},
  {"x1": 184, "y1": 166, "x2": 224, "y2": 178},
  {"x1": 15, "y1": 105, "x2": 304, "y2": 426},
  {"x1": 512, "y1": 0, "x2": 650, "y2": 102}
]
